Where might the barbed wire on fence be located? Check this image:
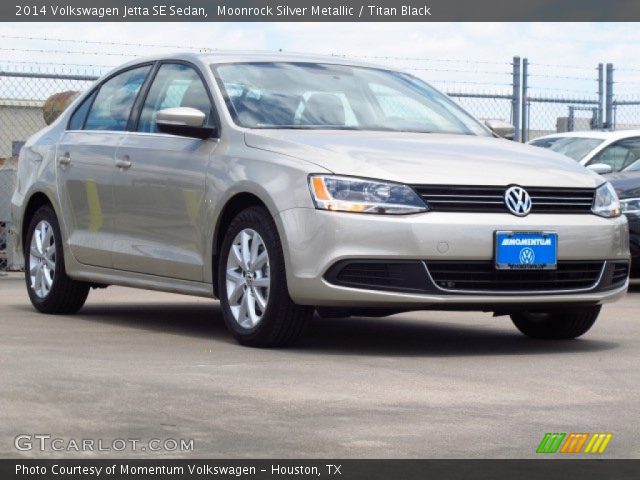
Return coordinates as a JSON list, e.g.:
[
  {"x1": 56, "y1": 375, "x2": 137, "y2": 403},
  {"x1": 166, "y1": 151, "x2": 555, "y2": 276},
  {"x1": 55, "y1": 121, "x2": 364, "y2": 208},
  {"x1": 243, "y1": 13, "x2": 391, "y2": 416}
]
[
  {"x1": 403, "y1": 67, "x2": 508, "y2": 75},
  {"x1": 0, "y1": 60, "x2": 116, "y2": 68},
  {"x1": 0, "y1": 64, "x2": 109, "y2": 78},
  {"x1": 0, "y1": 47, "x2": 140, "y2": 57},
  {"x1": 527, "y1": 63, "x2": 600, "y2": 70},
  {"x1": 344, "y1": 54, "x2": 509, "y2": 65},
  {"x1": 0, "y1": 34, "x2": 205, "y2": 51}
]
